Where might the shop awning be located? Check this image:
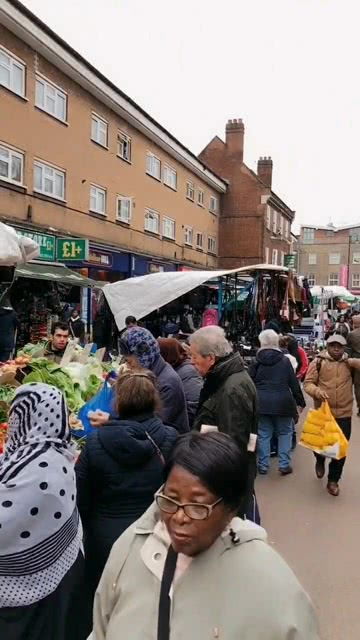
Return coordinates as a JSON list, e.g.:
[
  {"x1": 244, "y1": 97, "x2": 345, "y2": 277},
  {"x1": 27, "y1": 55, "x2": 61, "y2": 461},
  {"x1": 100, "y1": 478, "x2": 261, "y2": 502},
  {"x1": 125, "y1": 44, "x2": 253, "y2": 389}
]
[{"x1": 15, "y1": 262, "x2": 103, "y2": 288}]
